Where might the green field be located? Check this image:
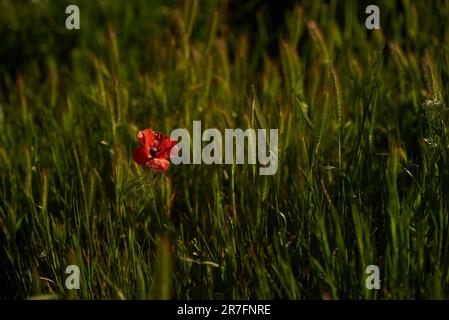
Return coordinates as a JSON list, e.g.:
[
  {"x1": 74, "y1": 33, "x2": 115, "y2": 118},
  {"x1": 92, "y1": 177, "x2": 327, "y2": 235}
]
[{"x1": 1, "y1": 0, "x2": 449, "y2": 299}]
